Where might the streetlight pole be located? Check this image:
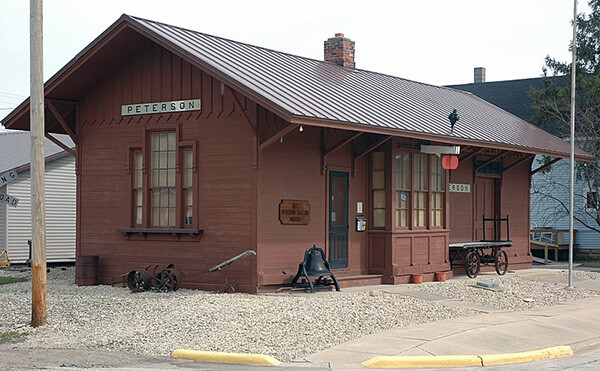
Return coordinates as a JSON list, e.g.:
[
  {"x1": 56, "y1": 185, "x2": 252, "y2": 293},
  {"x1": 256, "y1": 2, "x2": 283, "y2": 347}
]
[{"x1": 567, "y1": 0, "x2": 577, "y2": 289}]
